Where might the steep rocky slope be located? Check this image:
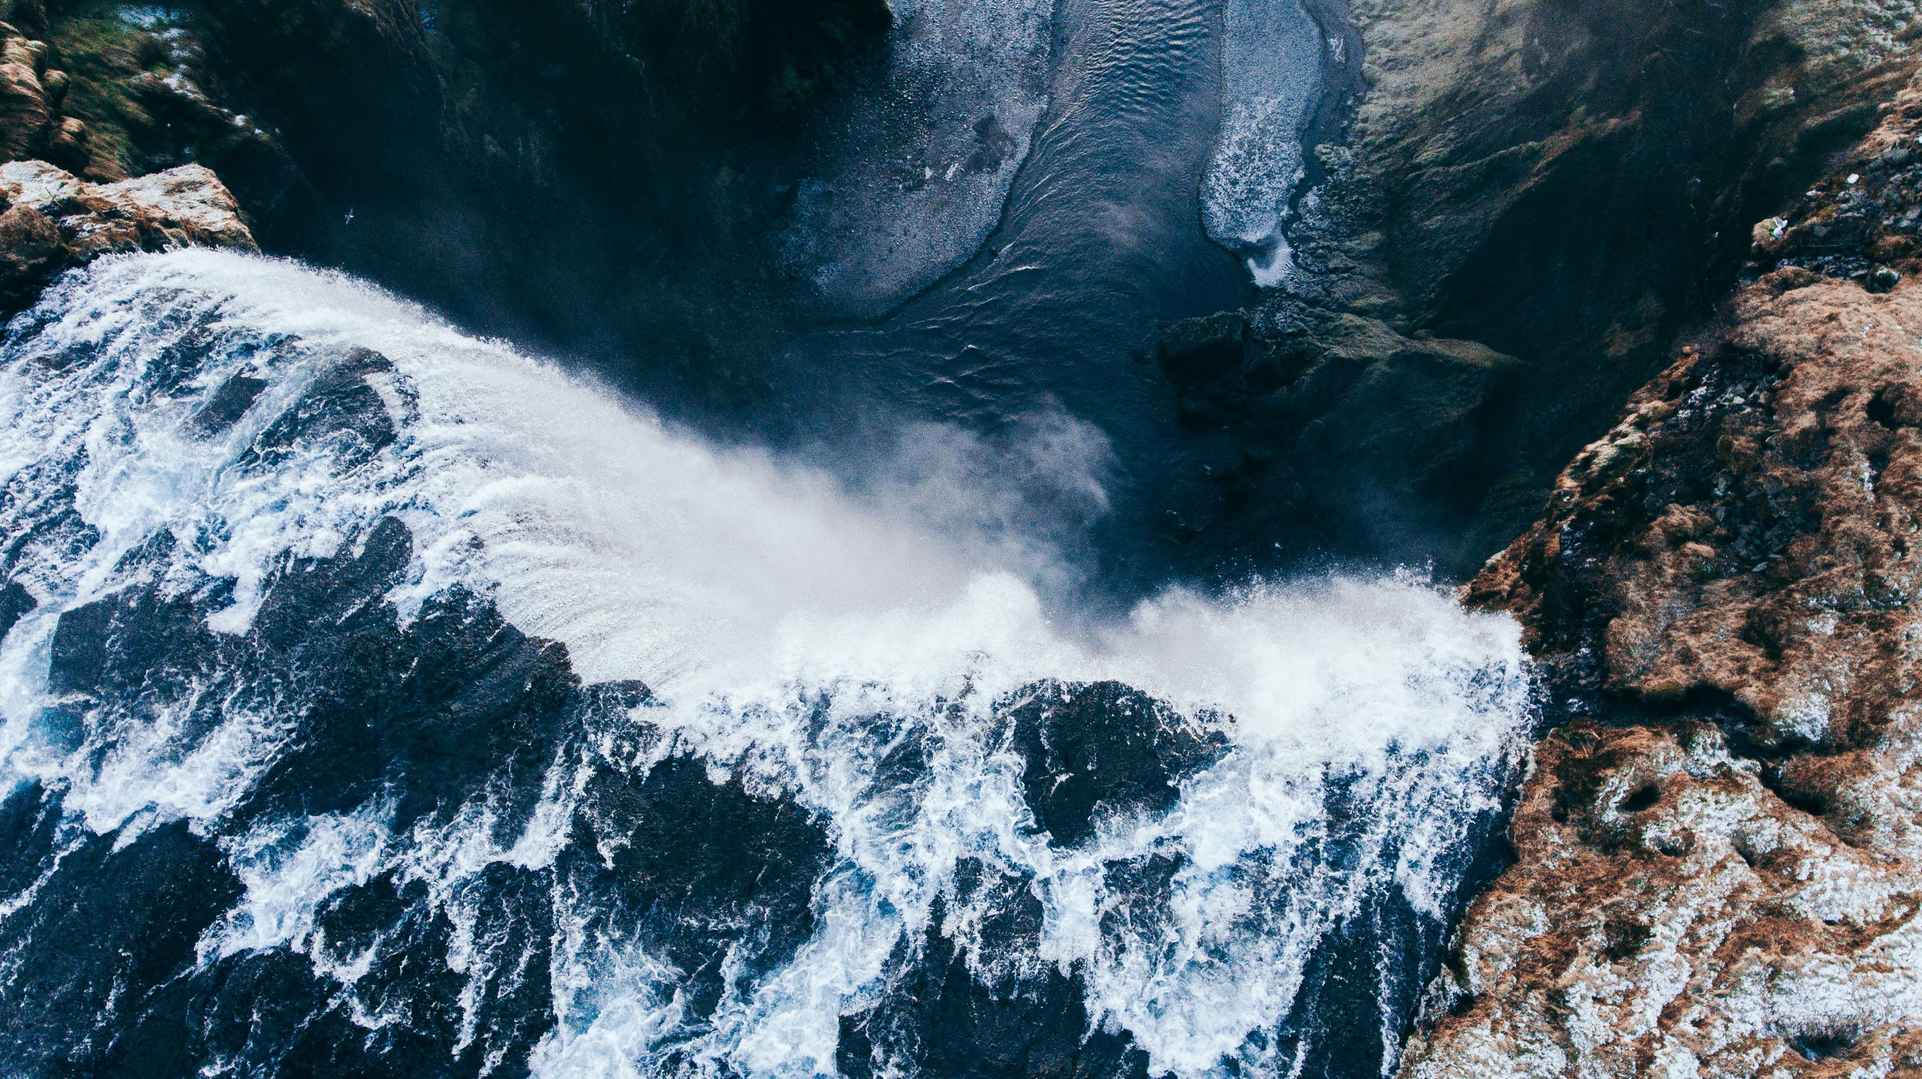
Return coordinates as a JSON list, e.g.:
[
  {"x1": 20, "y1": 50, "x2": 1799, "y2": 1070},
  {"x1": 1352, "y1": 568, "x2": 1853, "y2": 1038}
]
[
  {"x1": 1401, "y1": 72, "x2": 1922, "y2": 1077},
  {"x1": 1164, "y1": 0, "x2": 1922, "y2": 574},
  {"x1": 0, "y1": 4, "x2": 261, "y2": 312},
  {"x1": 0, "y1": 3, "x2": 292, "y2": 215}
]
